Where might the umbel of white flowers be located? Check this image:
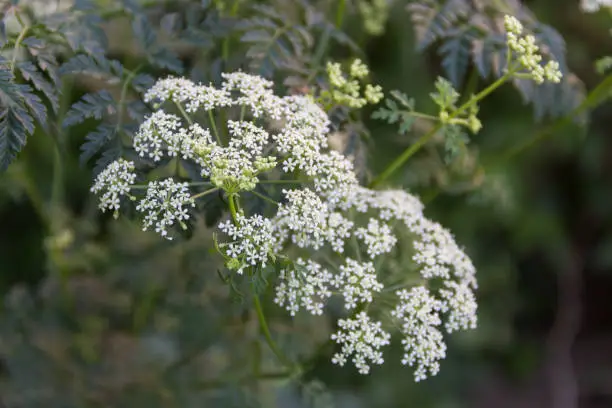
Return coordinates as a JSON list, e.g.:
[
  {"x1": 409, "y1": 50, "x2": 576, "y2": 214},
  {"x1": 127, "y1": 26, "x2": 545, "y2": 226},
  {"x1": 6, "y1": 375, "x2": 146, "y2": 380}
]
[{"x1": 90, "y1": 66, "x2": 478, "y2": 380}]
